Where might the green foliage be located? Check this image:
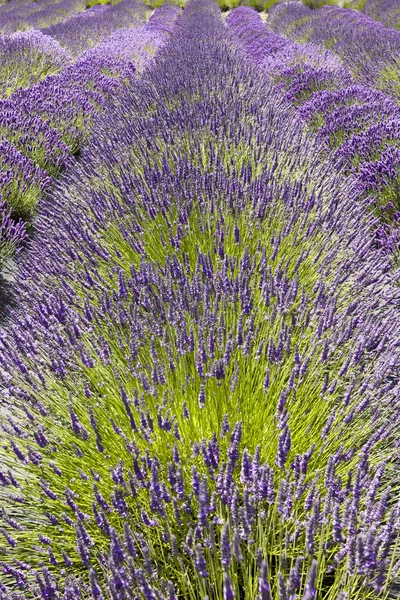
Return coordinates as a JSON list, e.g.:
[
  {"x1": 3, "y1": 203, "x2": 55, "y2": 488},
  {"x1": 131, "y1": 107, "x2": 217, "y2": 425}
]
[
  {"x1": 243, "y1": 0, "x2": 277, "y2": 12},
  {"x1": 85, "y1": 0, "x2": 111, "y2": 8},
  {"x1": 301, "y1": 0, "x2": 339, "y2": 9},
  {"x1": 342, "y1": 0, "x2": 368, "y2": 9}
]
